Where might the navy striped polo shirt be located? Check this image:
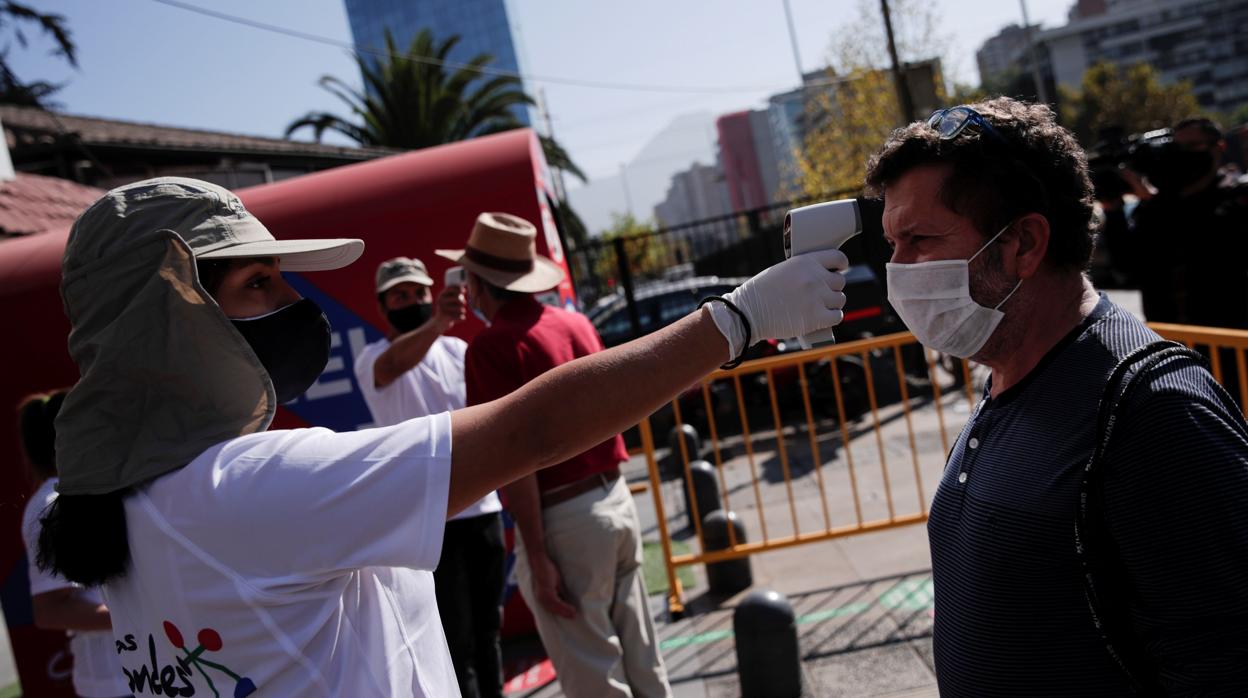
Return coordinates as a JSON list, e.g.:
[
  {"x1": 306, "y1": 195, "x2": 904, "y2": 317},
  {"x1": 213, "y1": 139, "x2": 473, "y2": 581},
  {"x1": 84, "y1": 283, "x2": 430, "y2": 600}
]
[{"x1": 928, "y1": 294, "x2": 1248, "y2": 695}]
